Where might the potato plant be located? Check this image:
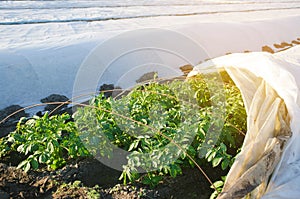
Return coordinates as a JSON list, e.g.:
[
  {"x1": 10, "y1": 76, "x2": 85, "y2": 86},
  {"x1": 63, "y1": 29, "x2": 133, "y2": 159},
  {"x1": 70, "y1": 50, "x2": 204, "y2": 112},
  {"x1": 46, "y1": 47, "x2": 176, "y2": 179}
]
[
  {"x1": 0, "y1": 113, "x2": 90, "y2": 172},
  {"x1": 0, "y1": 71, "x2": 246, "y2": 192},
  {"x1": 75, "y1": 71, "x2": 247, "y2": 187}
]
